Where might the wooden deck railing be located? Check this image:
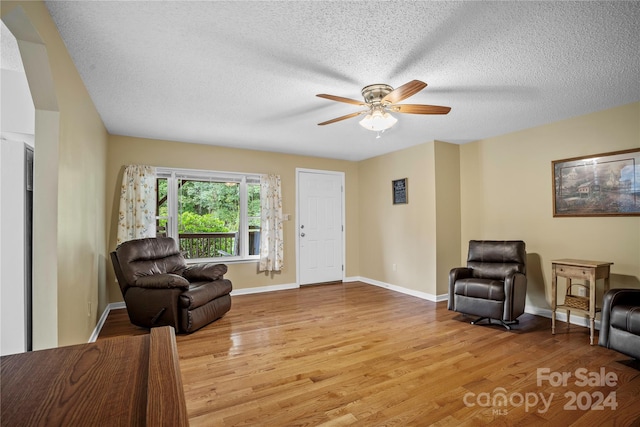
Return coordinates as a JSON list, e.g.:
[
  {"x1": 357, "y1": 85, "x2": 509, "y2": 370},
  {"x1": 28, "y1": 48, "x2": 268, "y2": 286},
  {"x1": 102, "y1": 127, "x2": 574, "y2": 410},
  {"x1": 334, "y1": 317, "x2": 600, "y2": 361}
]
[
  {"x1": 178, "y1": 232, "x2": 236, "y2": 258},
  {"x1": 177, "y1": 230, "x2": 260, "y2": 258}
]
